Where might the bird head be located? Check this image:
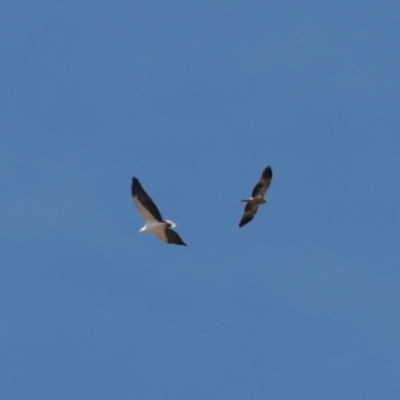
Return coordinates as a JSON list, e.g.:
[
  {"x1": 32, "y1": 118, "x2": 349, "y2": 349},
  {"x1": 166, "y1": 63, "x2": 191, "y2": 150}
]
[{"x1": 165, "y1": 219, "x2": 177, "y2": 228}]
